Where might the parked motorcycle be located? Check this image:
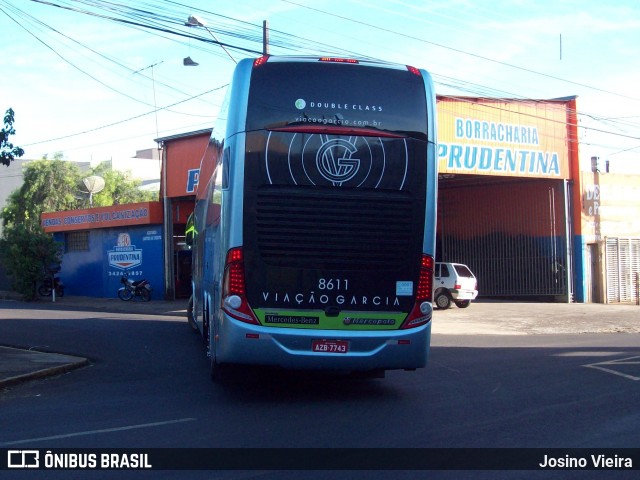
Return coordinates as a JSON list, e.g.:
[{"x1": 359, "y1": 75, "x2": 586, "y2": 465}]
[
  {"x1": 117, "y1": 274, "x2": 152, "y2": 302},
  {"x1": 38, "y1": 275, "x2": 64, "y2": 297}
]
